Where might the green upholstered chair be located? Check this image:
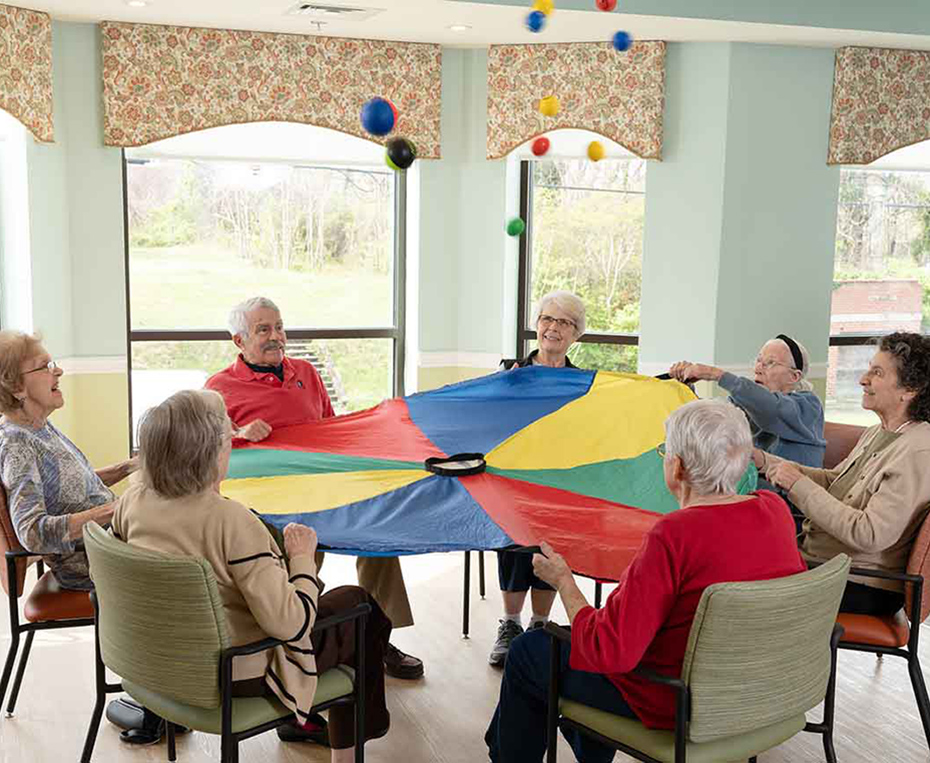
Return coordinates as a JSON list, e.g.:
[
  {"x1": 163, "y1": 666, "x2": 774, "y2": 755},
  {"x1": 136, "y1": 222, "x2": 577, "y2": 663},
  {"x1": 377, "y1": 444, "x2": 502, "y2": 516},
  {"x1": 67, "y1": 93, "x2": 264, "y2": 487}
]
[
  {"x1": 546, "y1": 553, "x2": 850, "y2": 763},
  {"x1": 79, "y1": 522, "x2": 369, "y2": 763}
]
